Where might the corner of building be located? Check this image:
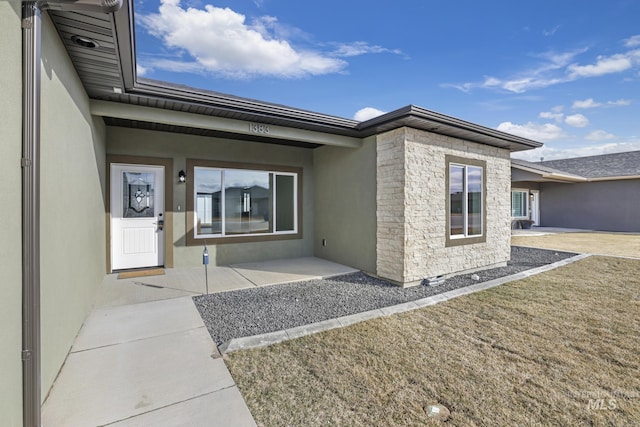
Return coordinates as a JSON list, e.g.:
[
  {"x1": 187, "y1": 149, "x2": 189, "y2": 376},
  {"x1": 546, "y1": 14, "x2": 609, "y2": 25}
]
[{"x1": 0, "y1": 1, "x2": 27, "y2": 425}]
